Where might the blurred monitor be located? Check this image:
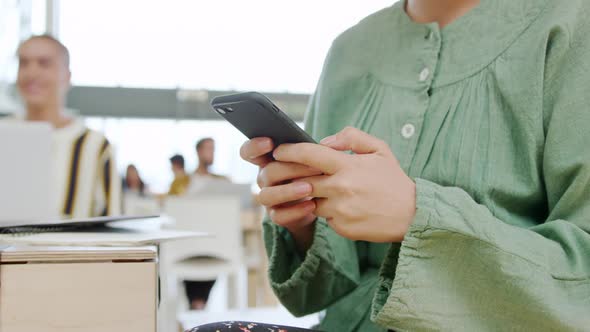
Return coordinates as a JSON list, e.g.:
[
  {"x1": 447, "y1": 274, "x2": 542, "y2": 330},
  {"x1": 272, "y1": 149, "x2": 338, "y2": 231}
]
[{"x1": 187, "y1": 178, "x2": 253, "y2": 209}]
